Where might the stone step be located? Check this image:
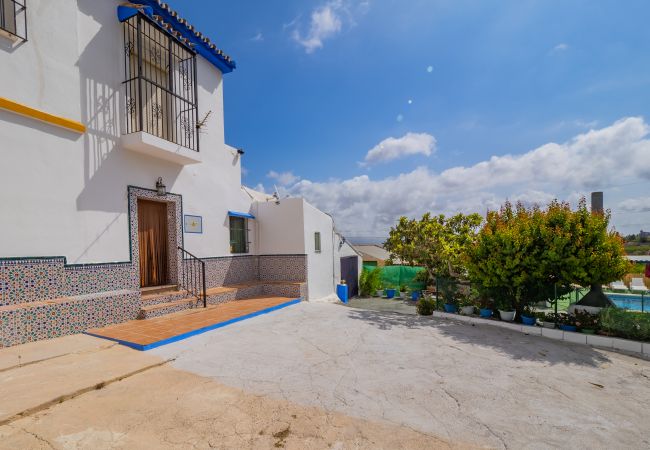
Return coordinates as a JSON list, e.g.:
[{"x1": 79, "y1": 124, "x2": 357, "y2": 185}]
[
  {"x1": 141, "y1": 289, "x2": 189, "y2": 306},
  {"x1": 137, "y1": 297, "x2": 201, "y2": 320},
  {"x1": 140, "y1": 284, "x2": 178, "y2": 296}
]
